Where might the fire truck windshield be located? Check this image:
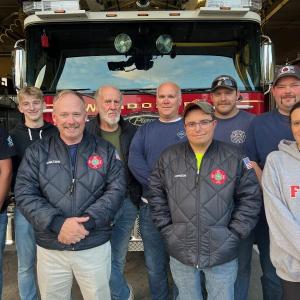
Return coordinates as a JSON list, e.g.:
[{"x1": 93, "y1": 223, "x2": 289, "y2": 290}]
[{"x1": 26, "y1": 20, "x2": 261, "y2": 93}]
